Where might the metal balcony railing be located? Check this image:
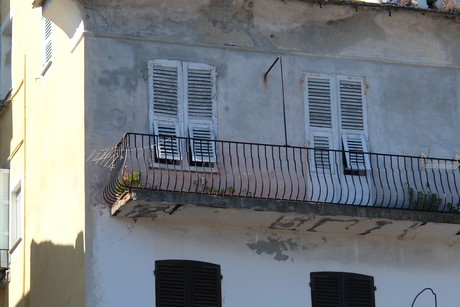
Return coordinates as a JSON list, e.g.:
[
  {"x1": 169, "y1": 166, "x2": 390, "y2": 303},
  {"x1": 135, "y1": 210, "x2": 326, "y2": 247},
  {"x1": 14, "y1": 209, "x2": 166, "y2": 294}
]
[{"x1": 103, "y1": 133, "x2": 460, "y2": 213}]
